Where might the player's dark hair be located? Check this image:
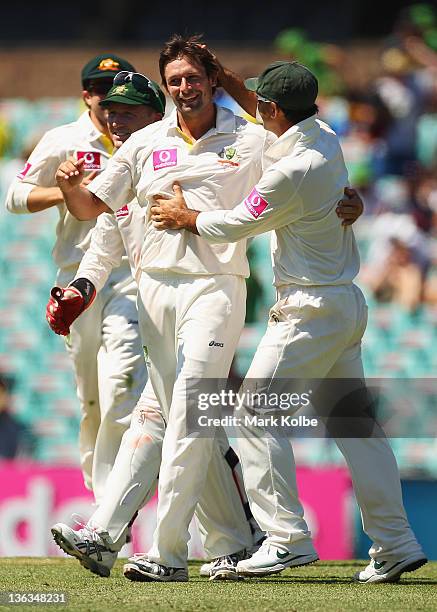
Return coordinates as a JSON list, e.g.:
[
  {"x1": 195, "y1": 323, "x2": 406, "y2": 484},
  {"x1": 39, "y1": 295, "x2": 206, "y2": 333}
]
[
  {"x1": 281, "y1": 104, "x2": 319, "y2": 124},
  {"x1": 159, "y1": 34, "x2": 219, "y2": 89}
]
